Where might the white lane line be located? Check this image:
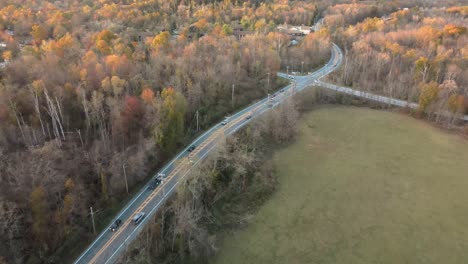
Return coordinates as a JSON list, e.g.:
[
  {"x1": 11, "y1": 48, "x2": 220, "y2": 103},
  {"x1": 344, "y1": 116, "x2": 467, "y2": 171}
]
[
  {"x1": 105, "y1": 110, "x2": 261, "y2": 263},
  {"x1": 103, "y1": 142, "x2": 219, "y2": 264},
  {"x1": 79, "y1": 43, "x2": 343, "y2": 264},
  {"x1": 80, "y1": 93, "x2": 274, "y2": 263},
  {"x1": 75, "y1": 118, "x2": 222, "y2": 263}
]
